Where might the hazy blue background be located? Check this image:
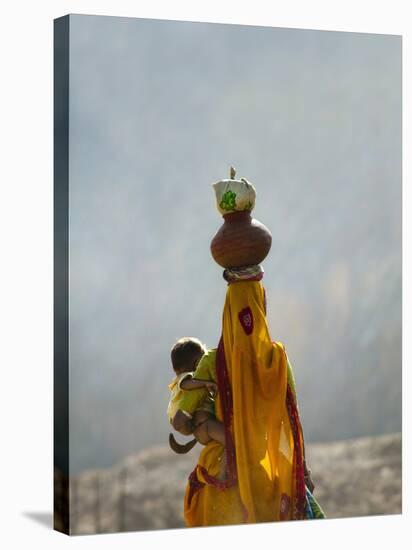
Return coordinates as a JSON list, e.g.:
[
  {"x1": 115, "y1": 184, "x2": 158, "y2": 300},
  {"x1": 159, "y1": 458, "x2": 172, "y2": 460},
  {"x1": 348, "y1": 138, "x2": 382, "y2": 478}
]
[{"x1": 65, "y1": 15, "x2": 401, "y2": 474}]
